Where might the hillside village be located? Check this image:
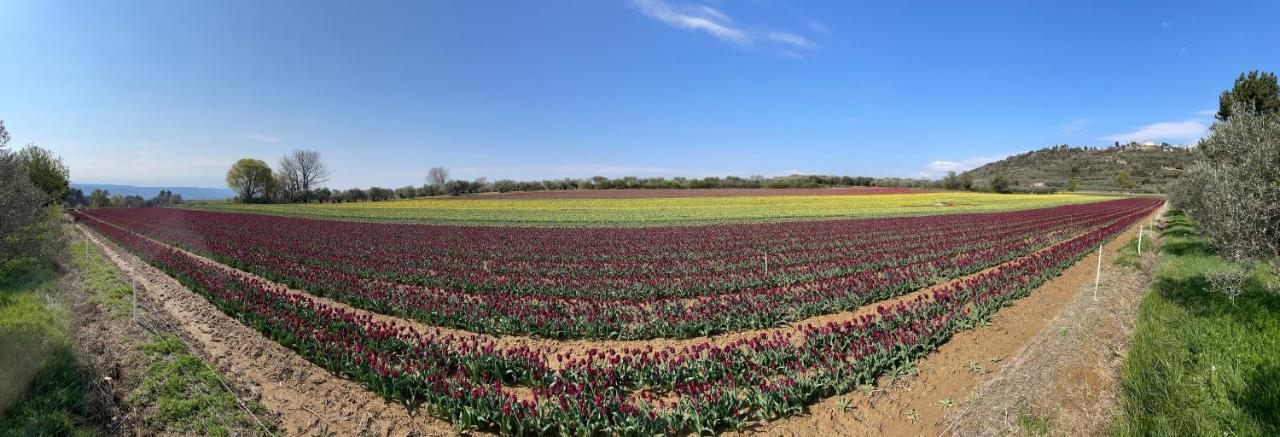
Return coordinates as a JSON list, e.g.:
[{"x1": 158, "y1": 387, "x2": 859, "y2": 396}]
[{"x1": 962, "y1": 142, "x2": 1197, "y2": 192}]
